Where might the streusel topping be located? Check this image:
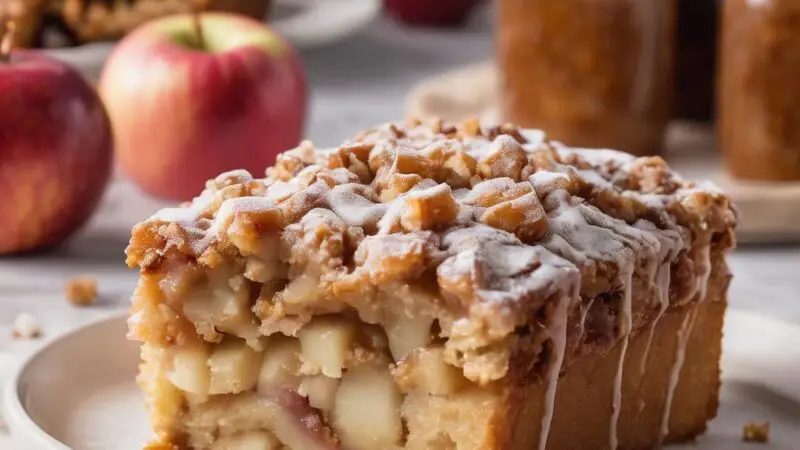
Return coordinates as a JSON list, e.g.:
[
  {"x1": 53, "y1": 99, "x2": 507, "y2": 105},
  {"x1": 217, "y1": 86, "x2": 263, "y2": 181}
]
[{"x1": 127, "y1": 118, "x2": 737, "y2": 384}]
